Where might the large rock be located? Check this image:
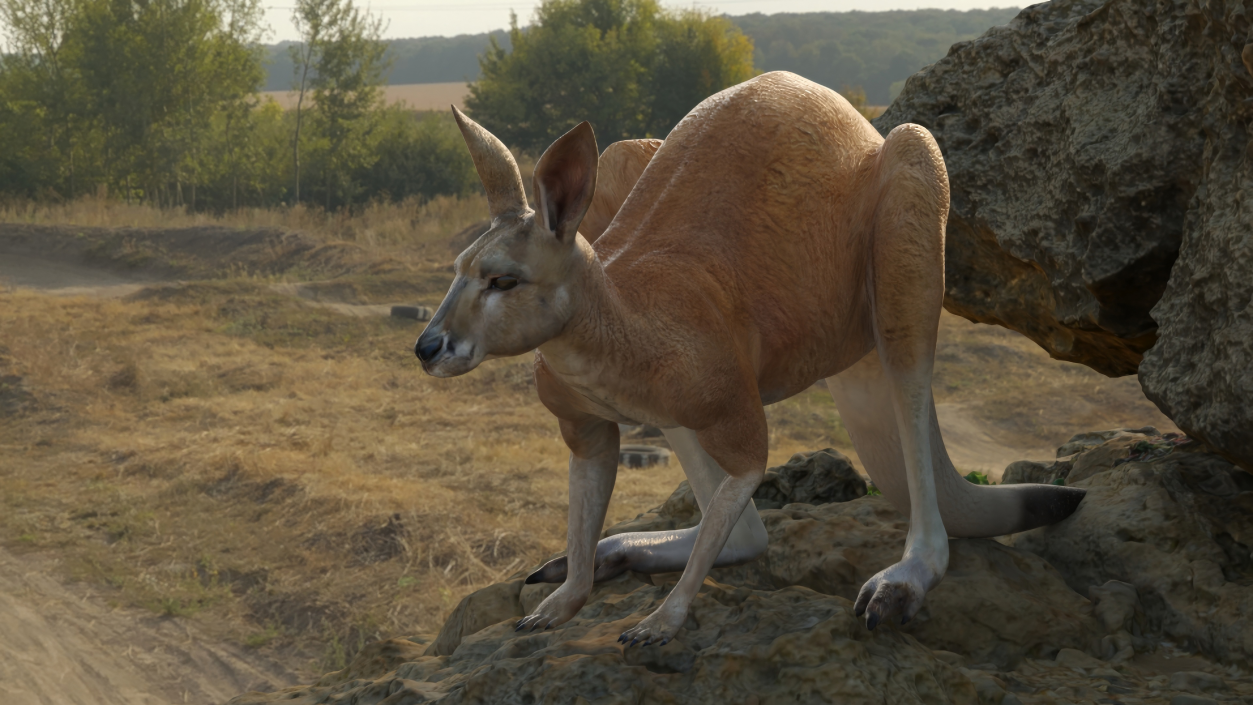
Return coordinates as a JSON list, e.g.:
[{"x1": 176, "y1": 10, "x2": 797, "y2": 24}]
[
  {"x1": 874, "y1": 0, "x2": 1253, "y2": 469},
  {"x1": 751, "y1": 448, "x2": 867, "y2": 510},
  {"x1": 228, "y1": 434, "x2": 1253, "y2": 703},
  {"x1": 233, "y1": 579, "x2": 981, "y2": 704},
  {"x1": 1008, "y1": 432, "x2": 1253, "y2": 664},
  {"x1": 708, "y1": 498, "x2": 1103, "y2": 669},
  {"x1": 449, "y1": 476, "x2": 1102, "y2": 671}
]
